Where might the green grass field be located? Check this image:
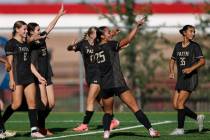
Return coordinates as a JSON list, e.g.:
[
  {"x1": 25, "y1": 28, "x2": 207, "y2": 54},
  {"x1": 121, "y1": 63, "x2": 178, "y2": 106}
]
[{"x1": 4, "y1": 112, "x2": 210, "y2": 140}]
